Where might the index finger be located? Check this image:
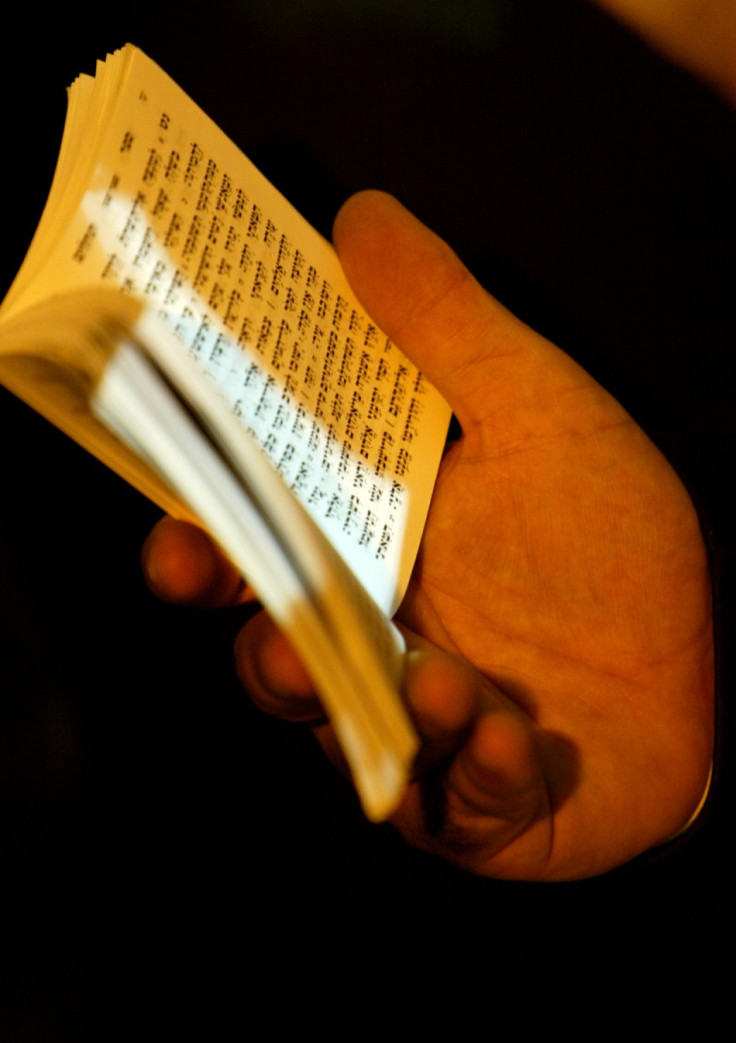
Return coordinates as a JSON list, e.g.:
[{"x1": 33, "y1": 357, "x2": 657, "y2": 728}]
[{"x1": 141, "y1": 516, "x2": 252, "y2": 609}]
